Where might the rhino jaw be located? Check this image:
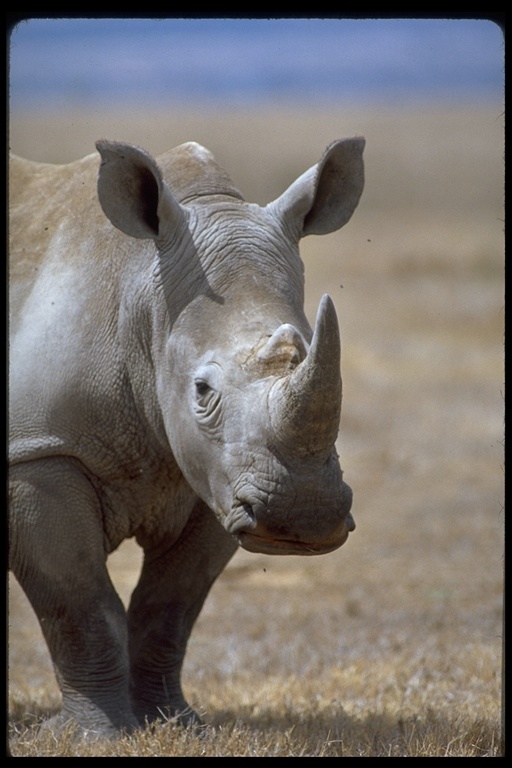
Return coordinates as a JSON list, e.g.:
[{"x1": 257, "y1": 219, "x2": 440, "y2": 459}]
[
  {"x1": 224, "y1": 488, "x2": 355, "y2": 556},
  {"x1": 236, "y1": 517, "x2": 355, "y2": 556}
]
